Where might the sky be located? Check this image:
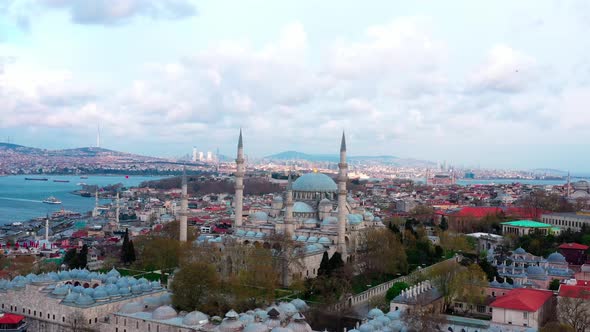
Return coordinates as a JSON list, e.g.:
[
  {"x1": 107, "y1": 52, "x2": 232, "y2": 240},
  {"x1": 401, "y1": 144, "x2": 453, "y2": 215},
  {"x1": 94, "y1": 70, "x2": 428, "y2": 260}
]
[{"x1": 0, "y1": 0, "x2": 590, "y2": 171}]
